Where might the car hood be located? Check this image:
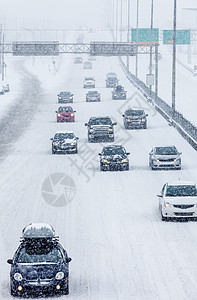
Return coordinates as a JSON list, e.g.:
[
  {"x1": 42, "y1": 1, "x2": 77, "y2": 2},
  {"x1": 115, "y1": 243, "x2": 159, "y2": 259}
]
[
  {"x1": 126, "y1": 115, "x2": 145, "y2": 119},
  {"x1": 14, "y1": 263, "x2": 66, "y2": 279},
  {"x1": 154, "y1": 154, "x2": 180, "y2": 159},
  {"x1": 54, "y1": 138, "x2": 75, "y2": 144},
  {"x1": 163, "y1": 196, "x2": 197, "y2": 205},
  {"x1": 58, "y1": 112, "x2": 72, "y2": 115}
]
